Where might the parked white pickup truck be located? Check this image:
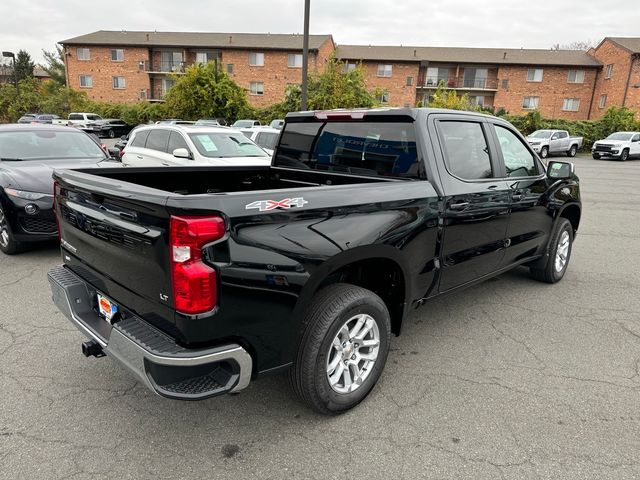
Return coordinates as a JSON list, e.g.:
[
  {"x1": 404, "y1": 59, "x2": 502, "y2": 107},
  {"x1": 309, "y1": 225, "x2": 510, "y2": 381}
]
[
  {"x1": 592, "y1": 131, "x2": 640, "y2": 161},
  {"x1": 526, "y1": 130, "x2": 583, "y2": 159},
  {"x1": 52, "y1": 113, "x2": 104, "y2": 134}
]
